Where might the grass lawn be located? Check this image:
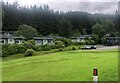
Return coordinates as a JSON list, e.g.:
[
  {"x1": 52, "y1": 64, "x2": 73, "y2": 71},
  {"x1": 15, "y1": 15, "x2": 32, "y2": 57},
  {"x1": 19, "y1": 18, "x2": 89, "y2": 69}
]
[{"x1": 2, "y1": 49, "x2": 118, "y2": 81}]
